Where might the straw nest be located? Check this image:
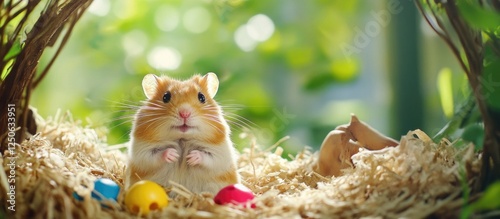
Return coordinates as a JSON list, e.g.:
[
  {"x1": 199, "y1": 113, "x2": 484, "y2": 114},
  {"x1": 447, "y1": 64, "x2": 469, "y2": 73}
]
[{"x1": 0, "y1": 111, "x2": 480, "y2": 218}]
